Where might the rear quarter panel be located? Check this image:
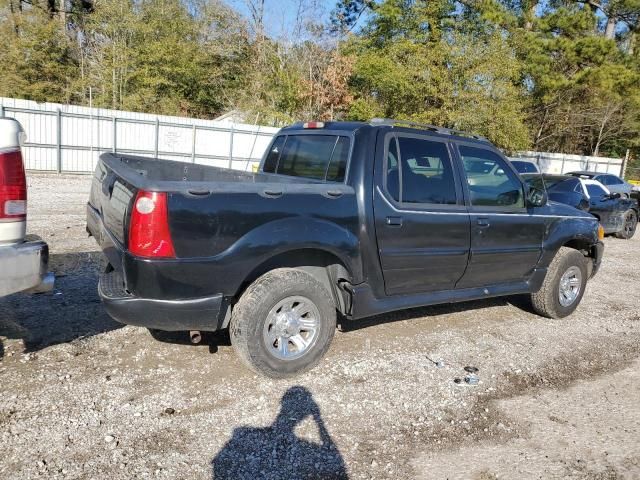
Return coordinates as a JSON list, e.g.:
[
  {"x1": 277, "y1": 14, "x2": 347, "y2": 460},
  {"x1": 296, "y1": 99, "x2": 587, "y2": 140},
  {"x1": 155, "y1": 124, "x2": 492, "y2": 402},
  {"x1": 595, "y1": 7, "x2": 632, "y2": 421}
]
[{"x1": 151, "y1": 182, "x2": 362, "y2": 298}]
